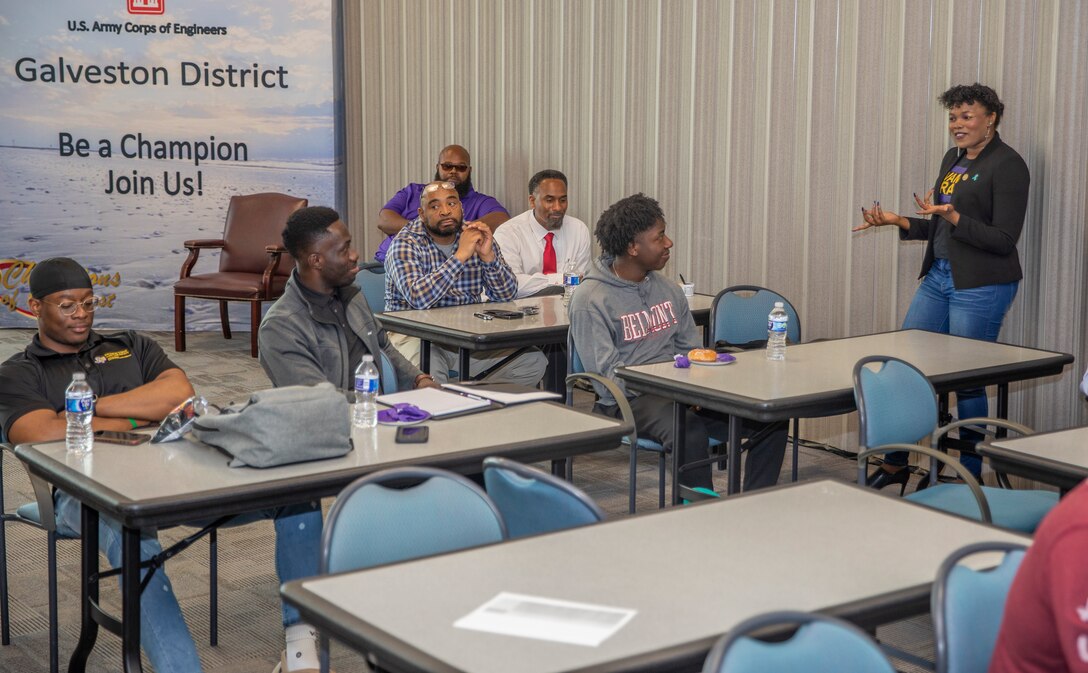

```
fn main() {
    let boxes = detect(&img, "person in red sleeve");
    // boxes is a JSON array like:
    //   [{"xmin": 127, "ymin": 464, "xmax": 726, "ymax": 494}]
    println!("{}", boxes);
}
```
[{"xmin": 989, "ymin": 479, "xmax": 1088, "ymax": 673}]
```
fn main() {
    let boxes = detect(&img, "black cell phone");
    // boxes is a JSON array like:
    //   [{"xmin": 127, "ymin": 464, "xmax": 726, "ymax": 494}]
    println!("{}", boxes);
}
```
[
  {"xmin": 394, "ymin": 426, "xmax": 429, "ymax": 443},
  {"xmin": 482, "ymin": 309, "xmax": 524, "ymax": 320},
  {"xmin": 94, "ymin": 430, "xmax": 149, "ymax": 446}
]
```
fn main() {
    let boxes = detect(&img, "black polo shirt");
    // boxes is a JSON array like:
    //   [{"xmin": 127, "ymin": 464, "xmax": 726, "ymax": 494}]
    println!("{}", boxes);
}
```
[{"xmin": 0, "ymin": 330, "xmax": 177, "ymax": 442}]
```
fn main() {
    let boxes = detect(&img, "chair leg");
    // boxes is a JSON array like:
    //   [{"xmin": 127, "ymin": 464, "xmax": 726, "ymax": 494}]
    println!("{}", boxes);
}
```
[
  {"xmin": 209, "ymin": 528, "xmax": 218, "ymax": 647},
  {"xmin": 219, "ymin": 301, "xmax": 232, "ymax": 340},
  {"xmin": 250, "ymin": 301, "xmax": 261, "ymax": 358},
  {"xmin": 629, "ymin": 445, "xmax": 638, "ymax": 515},
  {"xmin": 174, "ymin": 295, "xmax": 187, "ymax": 352},
  {"xmin": 48, "ymin": 531, "xmax": 58, "ymax": 673}
]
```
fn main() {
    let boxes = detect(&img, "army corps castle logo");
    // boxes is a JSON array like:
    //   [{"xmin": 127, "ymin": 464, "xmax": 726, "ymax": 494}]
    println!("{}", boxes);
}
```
[{"xmin": 128, "ymin": 0, "xmax": 165, "ymax": 15}]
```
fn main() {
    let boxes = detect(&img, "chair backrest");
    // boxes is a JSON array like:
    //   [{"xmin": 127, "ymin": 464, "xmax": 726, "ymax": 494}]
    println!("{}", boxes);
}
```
[
  {"xmin": 932, "ymin": 542, "xmax": 1028, "ymax": 673},
  {"xmin": 482, "ymin": 457, "xmax": 605, "ymax": 538},
  {"xmin": 378, "ymin": 350, "xmax": 398, "ymax": 394},
  {"xmin": 219, "ymin": 192, "xmax": 308, "ymax": 275},
  {"xmin": 320, "ymin": 467, "xmax": 506, "ymax": 574},
  {"xmin": 853, "ymin": 356, "xmax": 938, "ymax": 449},
  {"xmin": 355, "ymin": 262, "xmax": 386, "ymax": 313},
  {"xmin": 711, "ymin": 285, "xmax": 801, "ymax": 348},
  {"xmin": 702, "ymin": 610, "xmax": 896, "ymax": 673}
]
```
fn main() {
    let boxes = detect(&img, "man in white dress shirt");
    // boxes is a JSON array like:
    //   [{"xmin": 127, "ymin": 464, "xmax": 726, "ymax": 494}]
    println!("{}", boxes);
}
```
[{"xmin": 493, "ymin": 169, "xmax": 592, "ymax": 298}]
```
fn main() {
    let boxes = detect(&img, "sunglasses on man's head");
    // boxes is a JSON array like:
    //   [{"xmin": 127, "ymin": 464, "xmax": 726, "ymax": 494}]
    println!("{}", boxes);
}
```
[{"xmin": 438, "ymin": 162, "xmax": 470, "ymax": 172}]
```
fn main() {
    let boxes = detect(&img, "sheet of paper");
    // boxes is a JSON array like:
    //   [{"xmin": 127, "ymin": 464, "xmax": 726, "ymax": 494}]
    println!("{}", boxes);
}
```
[
  {"xmin": 453, "ymin": 592, "xmax": 636, "ymax": 647},
  {"xmin": 375, "ymin": 387, "xmax": 490, "ymax": 418},
  {"xmin": 443, "ymin": 383, "xmax": 561, "ymax": 405}
]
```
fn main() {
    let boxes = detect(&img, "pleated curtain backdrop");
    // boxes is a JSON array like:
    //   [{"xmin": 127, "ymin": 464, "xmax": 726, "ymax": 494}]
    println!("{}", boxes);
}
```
[{"xmin": 342, "ymin": 0, "xmax": 1088, "ymax": 451}]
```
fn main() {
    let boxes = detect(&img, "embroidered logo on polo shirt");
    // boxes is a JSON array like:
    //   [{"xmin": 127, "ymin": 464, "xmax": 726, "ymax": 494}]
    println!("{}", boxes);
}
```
[{"xmin": 93, "ymin": 349, "xmax": 133, "ymax": 364}]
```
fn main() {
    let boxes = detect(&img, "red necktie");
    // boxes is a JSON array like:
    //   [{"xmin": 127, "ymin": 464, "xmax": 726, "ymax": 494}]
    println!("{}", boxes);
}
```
[{"xmin": 542, "ymin": 232, "xmax": 557, "ymax": 274}]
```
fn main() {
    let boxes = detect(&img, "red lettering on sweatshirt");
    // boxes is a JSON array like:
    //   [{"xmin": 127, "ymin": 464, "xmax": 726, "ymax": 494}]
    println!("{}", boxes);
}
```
[{"xmin": 619, "ymin": 300, "xmax": 678, "ymax": 342}]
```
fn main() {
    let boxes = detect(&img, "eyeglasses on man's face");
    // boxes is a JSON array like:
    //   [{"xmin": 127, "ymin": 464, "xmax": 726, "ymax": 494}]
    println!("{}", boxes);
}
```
[
  {"xmin": 438, "ymin": 162, "xmax": 470, "ymax": 172},
  {"xmin": 42, "ymin": 296, "xmax": 103, "ymax": 316}
]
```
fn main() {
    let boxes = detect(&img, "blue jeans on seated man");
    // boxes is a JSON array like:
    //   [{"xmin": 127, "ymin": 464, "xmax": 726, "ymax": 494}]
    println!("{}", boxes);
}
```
[
  {"xmin": 885, "ymin": 258, "xmax": 1019, "ymax": 476},
  {"xmin": 55, "ymin": 490, "xmax": 321, "ymax": 673}
]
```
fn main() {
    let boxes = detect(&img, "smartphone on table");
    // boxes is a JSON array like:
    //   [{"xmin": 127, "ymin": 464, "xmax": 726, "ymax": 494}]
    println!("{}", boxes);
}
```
[
  {"xmin": 94, "ymin": 430, "xmax": 150, "ymax": 446},
  {"xmin": 394, "ymin": 426, "xmax": 429, "ymax": 444}
]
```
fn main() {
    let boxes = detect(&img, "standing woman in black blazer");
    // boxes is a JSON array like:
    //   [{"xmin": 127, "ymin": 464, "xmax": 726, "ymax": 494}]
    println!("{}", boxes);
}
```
[{"xmin": 855, "ymin": 83, "xmax": 1030, "ymax": 490}]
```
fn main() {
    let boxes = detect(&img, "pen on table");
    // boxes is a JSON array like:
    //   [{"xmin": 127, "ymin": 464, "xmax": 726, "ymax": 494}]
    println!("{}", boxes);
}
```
[{"xmin": 679, "ymin": 273, "xmax": 688, "ymax": 284}]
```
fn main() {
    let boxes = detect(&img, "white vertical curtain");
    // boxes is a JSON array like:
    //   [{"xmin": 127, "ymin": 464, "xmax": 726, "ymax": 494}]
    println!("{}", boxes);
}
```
[{"xmin": 343, "ymin": 0, "xmax": 1088, "ymax": 447}]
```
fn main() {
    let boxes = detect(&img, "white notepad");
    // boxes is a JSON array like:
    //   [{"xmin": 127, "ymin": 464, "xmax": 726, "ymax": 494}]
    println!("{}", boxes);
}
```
[
  {"xmin": 443, "ymin": 383, "xmax": 561, "ymax": 405},
  {"xmin": 375, "ymin": 387, "xmax": 491, "ymax": 418}
]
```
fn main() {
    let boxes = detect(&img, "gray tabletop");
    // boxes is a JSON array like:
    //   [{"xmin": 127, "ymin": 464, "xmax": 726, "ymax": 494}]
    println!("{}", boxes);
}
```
[
  {"xmin": 980, "ymin": 425, "xmax": 1088, "ymax": 491},
  {"xmin": 378, "ymin": 294, "xmax": 715, "ymax": 352},
  {"xmin": 616, "ymin": 330, "xmax": 1073, "ymax": 422},
  {"xmin": 15, "ymin": 402, "xmax": 630, "ymax": 530},
  {"xmin": 282, "ymin": 479, "xmax": 1029, "ymax": 673}
]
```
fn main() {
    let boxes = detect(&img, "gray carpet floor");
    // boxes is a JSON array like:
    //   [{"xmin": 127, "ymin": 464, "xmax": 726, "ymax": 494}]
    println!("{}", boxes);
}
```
[{"xmin": 0, "ymin": 329, "xmax": 934, "ymax": 672}]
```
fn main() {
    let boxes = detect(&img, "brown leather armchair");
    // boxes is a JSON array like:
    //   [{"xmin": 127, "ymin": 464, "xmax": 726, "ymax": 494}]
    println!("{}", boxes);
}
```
[{"xmin": 174, "ymin": 192, "xmax": 307, "ymax": 357}]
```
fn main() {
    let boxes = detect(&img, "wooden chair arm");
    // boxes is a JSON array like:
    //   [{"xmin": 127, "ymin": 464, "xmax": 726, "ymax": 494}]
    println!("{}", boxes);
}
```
[
  {"xmin": 182, "ymin": 239, "xmax": 227, "ymax": 249},
  {"xmin": 261, "ymin": 246, "xmax": 286, "ymax": 298},
  {"xmin": 178, "ymin": 240, "xmax": 226, "ymax": 280}
]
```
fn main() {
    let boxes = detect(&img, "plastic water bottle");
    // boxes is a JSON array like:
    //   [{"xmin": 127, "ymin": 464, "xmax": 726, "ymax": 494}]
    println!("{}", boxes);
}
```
[
  {"xmin": 353, "ymin": 355, "xmax": 379, "ymax": 429},
  {"xmin": 65, "ymin": 372, "xmax": 95, "ymax": 455},
  {"xmin": 766, "ymin": 302, "xmax": 788, "ymax": 361},
  {"xmin": 562, "ymin": 259, "xmax": 581, "ymax": 305}
]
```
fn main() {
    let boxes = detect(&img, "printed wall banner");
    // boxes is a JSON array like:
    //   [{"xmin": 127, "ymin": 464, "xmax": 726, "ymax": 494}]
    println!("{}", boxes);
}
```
[{"xmin": 0, "ymin": 1, "xmax": 336, "ymax": 330}]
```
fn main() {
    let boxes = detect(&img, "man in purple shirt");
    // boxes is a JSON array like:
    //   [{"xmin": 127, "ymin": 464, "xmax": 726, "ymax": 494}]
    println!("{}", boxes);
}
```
[{"xmin": 374, "ymin": 144, "xmax": 510, "ymax": 262}]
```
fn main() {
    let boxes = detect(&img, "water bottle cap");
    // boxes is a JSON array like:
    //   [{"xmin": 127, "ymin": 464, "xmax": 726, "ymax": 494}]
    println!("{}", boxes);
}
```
[
  {"xmin": 774, "ymin": 302, "xmax": 784, "ymax": 308},
  {"xmin": 72, "ymin": 372, "xmax": 86, "ymax": 380},
  {"xmin": 362, "ymin": 354, "xmax": 374, "ymax": 362}
]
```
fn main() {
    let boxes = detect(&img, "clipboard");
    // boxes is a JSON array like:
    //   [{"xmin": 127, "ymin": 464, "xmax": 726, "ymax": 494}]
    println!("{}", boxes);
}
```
[{"xmin": 376, "ymin": 387, "xmax": 501, "ymax": 419}]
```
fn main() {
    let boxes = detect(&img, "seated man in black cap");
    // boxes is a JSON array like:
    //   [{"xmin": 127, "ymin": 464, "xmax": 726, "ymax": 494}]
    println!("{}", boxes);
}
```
[{"xmin": 0, "ymin": 258, "xmax": 324, "ymax": 673}]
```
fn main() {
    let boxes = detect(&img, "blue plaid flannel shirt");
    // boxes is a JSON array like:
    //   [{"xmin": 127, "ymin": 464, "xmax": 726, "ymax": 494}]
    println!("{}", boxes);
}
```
[{"xmin": 384, "ymin": 219, "xmax": 518, "ymax": 311}]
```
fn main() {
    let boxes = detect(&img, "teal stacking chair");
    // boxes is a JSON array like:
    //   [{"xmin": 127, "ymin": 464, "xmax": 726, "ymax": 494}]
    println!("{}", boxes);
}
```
[
  {"xmin": 701, "ymin": 610, "xmax": 895, "ymax": 673},
  {"xmin": 482, "ymin": 457, "xmax": 605, "ymax": 538},
  {"xmin": 318, "ymin": 467, "xmax": 507, "ymax": 672},
  {"xmin": 566, "ymin": 334, "xmax": 724, "ymax": 511},
  {"xmin": 354, "ymin": 261, "xmax": 386, "ymax": 313},
  {"xmin": 710, "ymin": 285, "xmax": 804, "ymax": 481},
  {"xmin": 932, "ymin": 542, "xmax": 1028, "ymax": 673},
  {"xmin": 853, "ymin": 356, "xmax": 1058, "ymax": 533}
]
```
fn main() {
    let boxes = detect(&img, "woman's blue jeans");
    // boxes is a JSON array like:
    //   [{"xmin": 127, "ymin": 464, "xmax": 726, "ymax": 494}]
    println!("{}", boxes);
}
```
[{"xmin": 884, "ymin": 259, "xmax": 1019, "ymax": 475}]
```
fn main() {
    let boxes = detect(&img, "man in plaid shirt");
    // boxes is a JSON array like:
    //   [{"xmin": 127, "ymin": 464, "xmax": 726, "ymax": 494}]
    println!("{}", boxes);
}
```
[{"xmin": 385, "ymin": 181, "xmax": 547, "ymax": 386}]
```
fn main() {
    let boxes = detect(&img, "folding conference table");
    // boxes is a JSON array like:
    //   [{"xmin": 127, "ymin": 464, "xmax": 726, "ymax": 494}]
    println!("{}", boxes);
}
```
[
  {"xmin": 14, "ymin": 402, "xmax": 631, "ymax": 673},
  {"xmin": 615, "ymin": 330, "xmax": 1074, "ymax": 502},
  {"xmin": 281, "ymin": 479, "xmax": 1030, "ymax": 673},
  {"xmin": 978, "ymin": 425, "xmax": 1088, "ymax": 493},
  {"xmin": 378, "ymin": 293, "xmax": 716, "ymax": 394}
]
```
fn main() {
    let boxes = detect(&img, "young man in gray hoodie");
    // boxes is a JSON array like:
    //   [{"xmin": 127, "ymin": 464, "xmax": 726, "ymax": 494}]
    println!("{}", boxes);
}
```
[{"xmin": 569, "ymin": 194, "xmax": 787, "ymax": 492}]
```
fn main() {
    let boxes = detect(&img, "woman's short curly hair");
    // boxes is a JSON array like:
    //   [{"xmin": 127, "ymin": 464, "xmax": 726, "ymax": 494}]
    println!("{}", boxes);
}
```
[
  {"xmin": 594, "ymin": 193, "xmax": 665, "ymax": 258},
  {"xmin": 938, "ymin": 83, "xmax": 1005, "ymax": 126}
]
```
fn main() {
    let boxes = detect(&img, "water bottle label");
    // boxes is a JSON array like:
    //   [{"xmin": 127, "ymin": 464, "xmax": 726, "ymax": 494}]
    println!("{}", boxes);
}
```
[
  {"xmin": 354, "ymin": 375, "xmax": 379, "ymax": 394},
  {"xmin": 564, "ymin": 274, "xmax": 580, "ymax": 287},
  {"xmin": 768, "ymin": 319, "xmax": 787, "ymax": 333},
  {"xmin": 66, "ymin": 394, "xmax": 94, "ymax": 413}
]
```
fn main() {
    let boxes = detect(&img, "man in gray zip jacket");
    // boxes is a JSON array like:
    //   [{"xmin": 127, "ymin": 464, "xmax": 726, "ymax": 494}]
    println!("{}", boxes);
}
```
[{"xmin": 259, "ymin": 206, "xmax": 436, "ymax": 393}]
